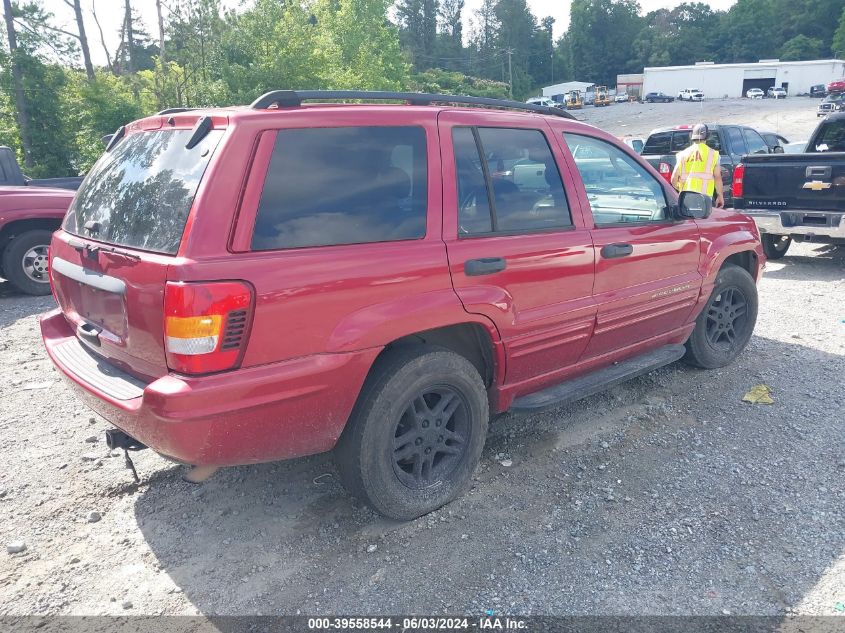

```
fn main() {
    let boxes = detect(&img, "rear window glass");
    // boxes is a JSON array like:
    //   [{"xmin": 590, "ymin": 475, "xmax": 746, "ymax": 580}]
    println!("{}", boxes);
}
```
[
  {"xmin": 64, "ymin": 128, "xmax": 223, "ymax": 254},
  {"xmin": 252, "ymin": 126, "xmax": 427, "ymax": 250},
  {"xmin": 642, "ymin": 132, "xmax": 671, "ymax": 154},
  {"xmin": 644, "ymin": 130, "xmax": 720, "ymax": 154},
  {"xmin": 812, "ymin": 120, "xmax": 845, "ymax": 151}
]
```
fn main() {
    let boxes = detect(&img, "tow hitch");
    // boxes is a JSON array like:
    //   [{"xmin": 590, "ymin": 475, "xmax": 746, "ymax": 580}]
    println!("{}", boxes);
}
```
[{"xmin": 105, "ymin": 429, "xmax": 146, "ymax": 483}]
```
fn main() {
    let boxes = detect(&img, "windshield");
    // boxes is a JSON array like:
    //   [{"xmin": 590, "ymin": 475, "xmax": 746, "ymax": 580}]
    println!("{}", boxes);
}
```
[{"xmin": 64, "ymin": 128, "xmax": 223, "ymax": 254}]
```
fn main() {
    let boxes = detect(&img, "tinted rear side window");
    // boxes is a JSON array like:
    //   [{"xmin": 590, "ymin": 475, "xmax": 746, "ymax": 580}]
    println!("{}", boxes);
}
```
[
  {"xmin": 252, "ymin": 126, "xmax": 427, "ymax": 250},
  {"xmin": 64, "ymin": 129, "xmax": 223, "ymax": 254}
]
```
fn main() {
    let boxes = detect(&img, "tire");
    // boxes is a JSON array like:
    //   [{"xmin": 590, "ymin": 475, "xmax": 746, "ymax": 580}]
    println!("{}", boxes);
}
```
[
  {"xmin": 684, "ymin": 264, "xmax": 758, "ymax": 369},
  {"xmin": 1, "ymin": 229, "xmax": 53, "ymax": 296},
  {"xmin": 761, "ymin": 234, "xmax": 792, "ymax": 259},
  {"xmin": 334, "ymin": 346, "xmax": 489, "ymax": 520}
]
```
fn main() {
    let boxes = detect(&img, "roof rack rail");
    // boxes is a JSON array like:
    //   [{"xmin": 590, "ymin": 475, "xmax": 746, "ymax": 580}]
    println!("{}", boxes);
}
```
[
  {"xmin": 157, "ymin": 107, "xmax": 201, "ymax": 115},
  {"xmin": 249, "ymin": 90, "xmax": 575, "ymax": 120}
]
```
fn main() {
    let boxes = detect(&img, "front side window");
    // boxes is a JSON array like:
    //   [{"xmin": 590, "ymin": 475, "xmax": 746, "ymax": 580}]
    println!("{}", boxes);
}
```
[
  {"xmin": 453, "ymin": 127, "xmax": 572, "ymax": 236},
  {"xmin": 252, "ymin": 126, "xmax": 427, "ymax": 250},
  {"xmin": 564, "ymin": 133, "xmax": 668, "ymax": 226}
]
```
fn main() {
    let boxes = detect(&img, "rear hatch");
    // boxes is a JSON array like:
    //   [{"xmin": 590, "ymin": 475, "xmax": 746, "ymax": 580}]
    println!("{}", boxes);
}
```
[
  {"xmin": 737, "ymin": 152, "xmax": 845, "ymax": 212},
  {"xmin": 50, "ymin": 117, "xmax": 225, "ymax": 381}
]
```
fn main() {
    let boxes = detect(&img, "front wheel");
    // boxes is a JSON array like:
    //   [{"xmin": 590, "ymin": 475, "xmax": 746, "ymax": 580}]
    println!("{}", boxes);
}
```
[
  {"xmin": 761, "ymin": 234, "xmax": 791, "ymax": 259},
  {"xmin": 1, "ymin": 229, "xmax": 54, "ymax": 296},
  {"xmin": 684, "ymin": 265, "xmax": 758, "ymax": 369},
  {"xmin": 334, "ymin": 347, "xmax": 489, "ymax": 520}
]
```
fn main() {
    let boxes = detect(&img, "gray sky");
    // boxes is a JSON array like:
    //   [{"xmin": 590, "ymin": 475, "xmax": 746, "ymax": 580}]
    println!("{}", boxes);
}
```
[{"xmin": 47, "ymin": 0, "xmax": 738, "ymax": 67}]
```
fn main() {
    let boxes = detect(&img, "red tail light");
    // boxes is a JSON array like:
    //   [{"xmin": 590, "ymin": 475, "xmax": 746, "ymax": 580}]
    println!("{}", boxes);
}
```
[
  {"xmin": 658, "ymin": 161, "xmax": 672, "ymax": 183},
  {"xmin": 732, "ymin": 163, "xmax": 745, "ymax": 198},
  {"xmin": 164, "ymin": 281, "xmax": 253, "ymax": 375}
]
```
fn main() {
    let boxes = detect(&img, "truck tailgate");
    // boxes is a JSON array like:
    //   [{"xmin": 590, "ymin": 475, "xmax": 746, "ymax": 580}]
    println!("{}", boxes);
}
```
[{"xmin": 736, "ymin": 153, "xmax": 845, "ymax": 211}]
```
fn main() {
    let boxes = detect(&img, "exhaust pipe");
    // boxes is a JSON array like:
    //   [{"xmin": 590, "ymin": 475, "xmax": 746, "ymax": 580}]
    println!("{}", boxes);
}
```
[{"xmin": 105, "ymin": 429, "xmax": 146, "ymax": 451}]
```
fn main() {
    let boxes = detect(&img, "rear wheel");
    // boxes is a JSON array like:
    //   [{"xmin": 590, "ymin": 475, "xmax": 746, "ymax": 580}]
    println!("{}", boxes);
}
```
[
  {"xmin": 334, "ymin": 346, "xmax": 489, "ymax": 520},
  {"xmin": 684, "ymin": 264, "xmax": 758, "ymax": 369},
  {"xmin": 761, "ymin": 234, "xmax": 791, "ymax": 259},
  {"xmin": 1, "ymin": 230, "xmax": 53, "ymax": 296}
]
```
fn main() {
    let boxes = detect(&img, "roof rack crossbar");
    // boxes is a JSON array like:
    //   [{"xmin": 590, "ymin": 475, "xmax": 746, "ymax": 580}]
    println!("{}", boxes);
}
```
[{"xmin": 249, "ymin": 90, "xmax": 576, "ymax": 119}]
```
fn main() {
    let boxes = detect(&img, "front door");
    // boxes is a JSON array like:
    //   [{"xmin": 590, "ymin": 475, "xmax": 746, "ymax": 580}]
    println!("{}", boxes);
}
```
[
  {"xmin": 439, "ymin": 111, "xmax": 596, "ymax": 388},
  {"xmin": 559, "ymin": 131, "xmax": 703, "ymax": 359}
]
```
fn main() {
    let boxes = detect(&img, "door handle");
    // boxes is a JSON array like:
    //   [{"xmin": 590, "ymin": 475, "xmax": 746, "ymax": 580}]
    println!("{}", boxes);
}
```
[
  {"xmin": 464, "ymin": 257, "xmax": 507, "ymax": 276},
  {"xmin": 601, "ymin": 243, "xmax": 634, "ymax": 259},
  {"xmin": 76, "ymin": 322, "xmax": 102, "ymax": 347}
]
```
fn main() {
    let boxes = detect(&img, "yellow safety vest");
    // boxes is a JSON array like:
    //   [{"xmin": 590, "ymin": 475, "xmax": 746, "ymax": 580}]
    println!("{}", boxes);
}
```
[{"xmin": 677, "ymin": 142, "xmax": 719, "ymax": 196}]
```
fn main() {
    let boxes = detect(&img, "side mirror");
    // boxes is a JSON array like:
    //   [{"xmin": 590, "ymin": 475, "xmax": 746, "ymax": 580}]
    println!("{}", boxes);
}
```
[
  {"xmin": 101, "ymin": 134, "xmax": 113, "ymax": 147},
  {"xmin": 773, "ymin": 145, "xmax": 784, "ymax": 153},
  {"xmin": 678, "ymin": 191, "xmax": 712, "ymax": 219}
]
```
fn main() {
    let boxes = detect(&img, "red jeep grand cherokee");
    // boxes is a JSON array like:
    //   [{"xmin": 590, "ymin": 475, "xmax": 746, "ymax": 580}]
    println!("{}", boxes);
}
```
[{"xmin": 41, "ymin": 91, "xmax": 764, "ymax": 520}]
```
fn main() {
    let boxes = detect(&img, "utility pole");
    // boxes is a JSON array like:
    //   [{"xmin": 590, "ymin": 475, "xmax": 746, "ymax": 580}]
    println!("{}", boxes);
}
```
[{"xmin": 506, "ymin": 48, "xmax": 514, "ymax": 98}]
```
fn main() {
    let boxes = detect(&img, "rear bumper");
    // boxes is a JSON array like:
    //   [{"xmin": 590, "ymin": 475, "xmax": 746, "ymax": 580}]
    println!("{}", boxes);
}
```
[
  {"xmin": 747, "ymin": 211, "xmax": 845, "ymax": 240},
  {"xmin": 40, "ymin": 308, "xmax": 379, "ymax": 466}
]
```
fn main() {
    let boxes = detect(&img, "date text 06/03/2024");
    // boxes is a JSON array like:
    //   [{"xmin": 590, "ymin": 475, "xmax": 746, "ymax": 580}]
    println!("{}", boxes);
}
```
[{"xmin": 306, "ymin": 617, "xmax": 528, "ymax": 630}]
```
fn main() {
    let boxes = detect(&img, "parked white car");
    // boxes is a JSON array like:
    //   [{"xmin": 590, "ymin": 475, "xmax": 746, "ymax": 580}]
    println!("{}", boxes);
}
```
[
  {"xmin": 614, "ymin": 92, "xmax": 630, "ymax": 103},
  {"xmin": 526, "ymin": 97, "xmax": 557, "ymax": 108},
  {"xmin": 678, "ymin": 88, "xmax": 705, "ymax": 101},
  {"xmin": 746, "ymin": 88, "xmax": 765, "ymax": 99},
  {"xmin": 767, "ymin": 86, "xmax": 787, "ymax": 99}
]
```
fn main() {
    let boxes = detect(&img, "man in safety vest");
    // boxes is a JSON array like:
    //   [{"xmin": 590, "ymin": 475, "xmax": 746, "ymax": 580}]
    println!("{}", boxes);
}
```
[{"xmin": 671, "ymin": 123, "xmax": 725, "ymax": 208}]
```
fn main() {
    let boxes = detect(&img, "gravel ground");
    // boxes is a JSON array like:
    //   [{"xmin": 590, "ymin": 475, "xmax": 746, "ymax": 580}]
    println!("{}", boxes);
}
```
[
  {"xmin": 0, "ymin": 100, "xmax": 843, "ymax": 617},
  {"xmin": 578, "ymin": 96, "xmax": 819, "ymax": 145}
]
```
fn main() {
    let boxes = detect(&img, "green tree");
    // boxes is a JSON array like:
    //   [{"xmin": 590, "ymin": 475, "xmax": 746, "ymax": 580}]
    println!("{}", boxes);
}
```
[
  {"xmin": 396, "ymin": 0, "xmax": 438, "ymax": 69},
  {"xmin": 832, "ymin": 6, "xmax": 845, "ymax": 55},
  {"xmin": 567, "ymin": 0, "xmax": 643, "ymax": 85},
  {"xmin": 780, "ymin": 34, "xmax": 825, "ymax": 60},
  {"xmin": 494, "ymin": 0, "xmax": 537, "ymax": 97},
  {"xmin": 314, "ymin": 0, "xmax": 409, "ymax": 90}
]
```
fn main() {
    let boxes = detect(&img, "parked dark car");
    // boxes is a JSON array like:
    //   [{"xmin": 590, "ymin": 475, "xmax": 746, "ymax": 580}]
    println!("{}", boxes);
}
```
[
  {"xmin": 0, "ymin": 146, "xmax": 82, "ymax": 190},
  {"xmin": 40, "ymin": 90, "xmax": 763, "ymax": 520},
  {"xmin": 641, "ymin": 124, "xmax": 771, "ymax": 204},
  {"xmin": 644, "ymin": 92, "xmax": 674, "ymax": 103},
  {"xmin": 810, "ymin": 84, "xmax": 827, "ymax": 98},
  {"xmin": 733, "ymin": 112, "xmax": 845, "ymax": 259}
]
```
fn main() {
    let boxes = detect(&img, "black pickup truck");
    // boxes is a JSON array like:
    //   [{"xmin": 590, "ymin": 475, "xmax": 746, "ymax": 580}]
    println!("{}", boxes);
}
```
[
  {"xmin": 732, "ymin": 113, "xmax": 845, "ymax": 259},
  {"xmin": 641, "ymin": 124, "xmax": 772, "ymax": 205},
  {"xmin": 0, "ymin": 147, "xmax": 82, "ymax": 190}
]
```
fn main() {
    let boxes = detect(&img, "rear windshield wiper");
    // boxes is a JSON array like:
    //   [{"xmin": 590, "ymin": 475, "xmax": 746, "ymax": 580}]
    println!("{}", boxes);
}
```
[{"xmin": 68, "ymin": 238, "xmax": 141, "ymax": 261}]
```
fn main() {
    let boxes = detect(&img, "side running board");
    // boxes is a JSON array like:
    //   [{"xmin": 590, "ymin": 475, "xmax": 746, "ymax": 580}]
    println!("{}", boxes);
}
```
[{"xmin": 511, "ymin": 344, "xmax": 686, "ymax": 413}]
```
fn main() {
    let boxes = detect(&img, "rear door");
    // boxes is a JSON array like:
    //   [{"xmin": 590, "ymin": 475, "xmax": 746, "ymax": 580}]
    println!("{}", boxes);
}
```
[
  {"xmin": 439, "ymin": 110, "xmax": 596, "ymax": 387},
  {"xmin": 559, "ymin": 131, "xmax": 702, "ymax": 358},
  {"xmin": 50, "ymin": 116, "xmax": 227, "ymax": 380}
]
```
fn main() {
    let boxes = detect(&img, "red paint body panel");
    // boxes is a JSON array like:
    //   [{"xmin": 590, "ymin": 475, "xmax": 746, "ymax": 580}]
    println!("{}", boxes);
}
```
[
  {"xmin": 0, "ymin": 186, "xmax": 73, "ymax": 231},
  {"xmin": 41, "ymin": 308, "xmax": 378, "ymax": 465},
  {"xmin": 40, "ymin": 103, "xmax": 763, "ymax": 467}
]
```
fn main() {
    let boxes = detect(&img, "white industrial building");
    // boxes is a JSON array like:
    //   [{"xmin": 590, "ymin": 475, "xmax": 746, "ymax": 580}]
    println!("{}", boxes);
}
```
[
  {"xmin": 541, "ymin": 81, "xmax": 594, "ymax": 99},
  {"xmin": 642, "ymin": 59, "xmax": 845, "ymax": 98}
]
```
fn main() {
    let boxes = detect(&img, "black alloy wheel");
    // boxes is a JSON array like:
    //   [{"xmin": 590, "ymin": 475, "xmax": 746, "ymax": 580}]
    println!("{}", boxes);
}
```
[{"xmin": 392, "ymin": 387, "xmax": 470, "ymax": 489}]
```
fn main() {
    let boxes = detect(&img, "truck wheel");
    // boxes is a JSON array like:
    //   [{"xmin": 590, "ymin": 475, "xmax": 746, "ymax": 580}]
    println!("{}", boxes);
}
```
[
  {"xmin": 684, "ymin": 264, "xmax": 758, "ymax": 369},
  {"xmin": 334, "ymin": 346, "xmax": 489, "ymax": 521},
  {"xmin": 2, "ymin": 230, "xmax": 53, "ymax": 296},
  {"xmin": 761, "ymin": 234, "xmax": 791, "ymax": 259}
]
